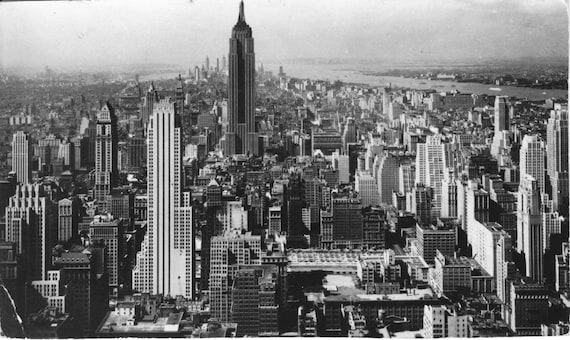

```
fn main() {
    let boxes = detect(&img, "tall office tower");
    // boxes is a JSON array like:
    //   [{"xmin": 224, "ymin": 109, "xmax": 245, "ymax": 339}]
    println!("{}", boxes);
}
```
[
  {"xmin": 542, "ymin": 201, "xmax": 561, "ymax": 252},
  {"xmin": 377, "ymin": 152, "xmax": 399, "ymax": 204},
  {"xmin": 330, "ymin": 198, "xmax": 363, "ymax": 249},
  {"xmin": 382, "ymin": 87, "xmax": 391, "ymax": 116},
  {"xmin": 58, "ymin": 139, "xmax": 74, "ymax": 169},
  {"xmin": 466, "ymin": 181, "xmax": 490, "ymax": 236},
  {"xmin": 415, "ymin": 135, "xmax": 449, "ymax": 219},
  {"xmin": 11, "ymin": 131, "xmax": 32, "ymax": 185},
  {"xmin": 555, "ymin": 243, "xmax": 570, "ymax": 293},
  {"xmin": 362, "ymin": 207, "xmax": 386, "ymax": 249},
  {"xmin": 220, "ymin": 201, "xmax": 249, "ymax": 236},
  {"xmin": 468, "ymin": 220, "xmax": 506, "ymax": 279},
  {"xmin": 268, "ymin": 205, "xmax": 283, "ymax": 235},
  {"xmin": 355, "ymin": 171, "xmax": 379, "ymax": 207},
  {"xmin": 286, "ymin": 175, "xmax": 308, "ymax": 247},
  {"xmin": 304, "ymin": 178, "xmax": 323, "ymax": 231},
  {"xmin": 365, "ymin": 143, "xmax": 383, "ymax": 172},
  {"xmin": 432, "ymin": 251, "xmax": 472, "ymax": 297},
  {"xmin": 231, "ymin": 266, "xmax": 279, "ymax": 337},
  {"xmin": 89, "ymin": 215, "xmax": 122, "ymax": 298},
  {"xmin": 57, "ymin": 197, "xmax": 79, "ymax": 243},
  {"xmin": 409, "ymin": 185, "xmax": 432, "ymax": 225},
  {"xmin": 28, "ymin": 269, "xmax": 66, "ymax": 316},
  {"xmin": 54, "ymin": 248, "xmax": 108, "ymax": 335},
  {"xmin": 71, "ymin": 135, "xmax": 87, "ymax": 170},
  {"xmin": 441, "ymin": 173, "xmax": 458, "ymax": 218},
  {"xmin": 546, "ymin": 109, "xmax": 569, "ymax": 215},
  {"xmin": 496, "ymin": 232, "xmax": 515, "ymax": 304},
  {"xmin": 342, "ymin": 118, "xmax": 357, "ymax": 151},
  {"xmin": 132, "ymin": 99, "xmax": 195, "ymax": 298},
  {"xmin": 175, "ymin": 74, "xmax": 185, "ymax": 111},
  {"xmin": 206, "ymin": 178, "xmax": 222, "ymax": 208},
  {"xmin": 141, "ymin": 82, "xmax": 159, "ymax": 125},
  {"xmin": 194, "ymin": 66, "xmax": 201, "ymax": 83},
  {"xmin": 388, "ymin": 102, "xmax": 403, "ymax": 122},
  {"xmin": 85, "ymin": 120, "xmax": 97, "ymax": 167},
  {"xmin": 222, "ymin": 55, "xmax": 227, "ymax": 71},
  {"xmin": 520, "ymin": 134, "xmax": 546, "ymax": 194},
  {"xmin": 332, "ymin": 151, "xmax": 350, "ymax": 184},
  {"xmin": 224, "ymin": 1, "xmax": 258, "ymax": 156},
  {"xmin": 94, "ymin": 103, "xmax": 118, "ymax": 210},
  {"xmin": 5, "ymin": 183, "xmax": 57, "ymax": 281},
  {"xmin": 494, "ymin": 96, "xmax": 509, "ymax": 133},
  {"xmin": 415, "ymin": 224, "xmax": 456, "ymax": 265},
  {"xmin": 399, "ymin": 162, "xmax": 416, "ymax": 194},
  {"xmin": 216, "ymin": 58, "xmax": 220, "ymax": 72},
  {"xmin": 517, "ymin": 175, "xmax": 543, "ymax": 282},
  {"xmin": 209, "ymin": 233, "xmax": 262, "ymax": 322},
  {"xmin": 508, "ymin": 280, "xmax": 548, "ymax": 336},
  {"xmin": 422, "ymin": 305, "xmax": 470, "ymax": 339},
  {"xmin": 127, "ymin": 129, "xmax": 146, "ymax": 170},
  {"xmin": 37, "ymin": 134, "xmax": 61, "ymax": 169},
  {"xmin": 205, "ymin": 56, "xmax": 210, "ymax": 71}
]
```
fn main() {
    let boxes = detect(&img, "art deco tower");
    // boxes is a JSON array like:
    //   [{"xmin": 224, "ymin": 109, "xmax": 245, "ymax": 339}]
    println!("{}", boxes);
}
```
[
  {"xmin": 11, "ymin": 131, "xmax": 32, "ymax": 184},
  {"xmin": 94, "ymin": 103, "xmax": 118, "ymax": 209},
  {"xmin": 224, "ymin": 1, "xmax": 258, "ymax": 156},
  {"xmin": 132, "ymin": 98, "xmax": 194, "ymax": 299}
]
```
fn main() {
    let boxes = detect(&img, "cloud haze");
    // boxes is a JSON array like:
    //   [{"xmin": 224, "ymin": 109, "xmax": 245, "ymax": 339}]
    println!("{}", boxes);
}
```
[{"xmin": 0, "ymin": 0, "xmax": 567, "ymax": 71}]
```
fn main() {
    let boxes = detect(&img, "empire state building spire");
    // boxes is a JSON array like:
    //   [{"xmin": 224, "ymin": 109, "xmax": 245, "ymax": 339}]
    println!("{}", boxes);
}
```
[
  {"xmin": 238, "ymin": 0, "xmax": 245, "ymax": 22},
  {"xmin": 224, "ymin": 0, "xmax": 258, "ymax": 156}
]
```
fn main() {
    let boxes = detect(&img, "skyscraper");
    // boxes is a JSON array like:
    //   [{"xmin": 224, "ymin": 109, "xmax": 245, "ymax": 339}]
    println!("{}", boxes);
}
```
[
  {"xmin": 224, "ymin": 1, "xmax": 258, "ymax": 156},
  {"xmin": 355, "ymin": 171, "xmax": 379, "ymax": 207},
  {"xmin": 5, "ymin": 183, "xmax": 57, "ymax": 281},
  {"xmin": 94, "ymin": 103, "xmax": 118, "ymax": 210},
  {"xmin": 491, "ymin": 96, "xmax": 512, "ymax": 159},
  {"xmin": 546, "ymin": 109, "xmax": 569, "ymax": 215},
  {"xmin": 415, "ymin": 135, "xmax": 450, "ymax": 219},
  {"xmin": 517, "ymin": 175, "xmax": 543, "ymax": 282},
  {"xmin": 520, "ymin": 134, "xmax": 545, "ymax": 194},
  {"xmin": 132, "ymin": 99, "xmax": 194, "ymax": 298},
  {"xmin": 142, "ymin": 82, "xmax": 159, "ymax": 125},
  {"xmin": 11, "ymin": 131, "xmax": 32, "ymax": 185},
  {"xmin": 331, "ymin": 198, "xmax": 363, "ymax": 248},
  {"xmin": 494, "ymin": 96, "xmax": 509, "ymax": 134},
  {"xmin": 209, "ymin": 233, "xmax": 262, "ymax": 322},
  {"xmin": 89, "ymin": 215, "xmax": 122, "ymax": 298},
  {"xmin": 342, "ymin": 118, "xmax": 357, "ymax": 151},
  {"xmin": 377, "ymin": 152, "xmax": 399, "ymax": 204}
]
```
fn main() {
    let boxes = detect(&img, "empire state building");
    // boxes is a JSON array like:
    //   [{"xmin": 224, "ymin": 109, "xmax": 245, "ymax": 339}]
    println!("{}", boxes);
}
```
[{"xmin": 224, "ymin": 1, "xmax": 258, "ymax": 156}]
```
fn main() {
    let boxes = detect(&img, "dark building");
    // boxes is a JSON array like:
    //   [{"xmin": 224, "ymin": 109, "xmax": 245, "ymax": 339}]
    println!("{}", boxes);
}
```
[
  {"xmin": 93, "ymin": 103, "xmax": 118, "ymax": 211},
  {"xmin": 362, "ymin": 207, "xmax": 386, "ymax": 249},
  {"xmin": 330, "ymin": 198, "xmax": 363, "ymax": 248},
  {"xmin": 89, "ymin": 216, "xmax": 123, "ymax": 298},
  {"xmin": 127, "ymin": 129, "xmax": 146, "ymax": 171},
  {"xmin": 230, "ymin": 265, "xmax": 279, "ymax": 337},
  {"xmin": 141, "ymin": 83, "xmax": 159, "ymax": 125},
  {"xmin": 224, "ymin": 1, "xmax": 258, "ymax": 156},
  {"xmin": 53, "ymin": 246, "xmax": 108, "ymax": 336},
  {"xmin": 285, "ymin": 175, "xmax": 308, "ymax": 248},
  {"xmin": 506, "ymin": 280, "xmax": 549, "ymax": 336}
]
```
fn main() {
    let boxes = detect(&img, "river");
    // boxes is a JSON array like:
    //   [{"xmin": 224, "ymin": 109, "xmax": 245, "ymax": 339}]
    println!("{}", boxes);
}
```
[{"xmin": 140, "ymin": 62, "xmax": 568, "ymax": 101}]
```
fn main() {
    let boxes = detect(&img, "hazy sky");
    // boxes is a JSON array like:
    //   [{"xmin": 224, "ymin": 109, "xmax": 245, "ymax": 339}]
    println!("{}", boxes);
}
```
[{"xmin": 0, "ymin": 0, "xmax": 568, "ymax": 71}]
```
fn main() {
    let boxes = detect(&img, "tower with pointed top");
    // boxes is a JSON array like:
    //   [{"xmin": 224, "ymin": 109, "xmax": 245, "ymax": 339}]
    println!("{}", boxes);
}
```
[
  {"xmin": 224, "ymin": 0, "xmax": 258, "ymax": 156},
  {"xmin": 142, "ymin": 82, "xmax": 159, "ymax": 125},
  {"xmin": 94, "ymin": 102, "xmax": 118, "ymax": 210},
  {"xmin": 175, "ymin": 74, "xmax": 185, "ymax": 112}
]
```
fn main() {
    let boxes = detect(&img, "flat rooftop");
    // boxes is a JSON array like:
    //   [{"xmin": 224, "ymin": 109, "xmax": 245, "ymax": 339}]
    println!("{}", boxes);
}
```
[
  {"xmin": 325, "ymin": 287, "xmax": 437, "ymax": 303},
  {"xmin": 97, "ymin": 311, "xmax": 183, "ymax": 335}
]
